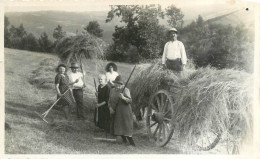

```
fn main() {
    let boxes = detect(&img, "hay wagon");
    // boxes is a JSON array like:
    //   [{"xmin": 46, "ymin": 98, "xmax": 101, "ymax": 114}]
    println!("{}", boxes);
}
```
[
  {"xmin": 131, "ymin": 64, "xmax": 252, "ymax": 153},
  {"xmin": 145, "ymin": 84, "xmax": 222, "ymax": 151}
]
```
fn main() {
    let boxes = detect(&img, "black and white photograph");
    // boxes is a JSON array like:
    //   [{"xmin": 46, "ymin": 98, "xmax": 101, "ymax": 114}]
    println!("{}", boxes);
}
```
[{"xmin": 2, "ymin": 0, "xmax": 259, "ymax": 156}]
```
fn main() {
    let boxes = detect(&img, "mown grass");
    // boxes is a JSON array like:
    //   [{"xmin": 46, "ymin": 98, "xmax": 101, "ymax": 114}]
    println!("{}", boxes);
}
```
[
  {"xmin": 5, "ymin": 48, "xmax": 247, "ymax": 154},
  {"xmin": 5, "ymin": 48, "xmax": 183, "ymax": 154}
]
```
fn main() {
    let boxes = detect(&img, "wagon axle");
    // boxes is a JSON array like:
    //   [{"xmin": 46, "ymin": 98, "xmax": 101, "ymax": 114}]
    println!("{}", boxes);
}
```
[{"xmin": 152, "ymin": 112, "xmax": 165, "ymax": 124}]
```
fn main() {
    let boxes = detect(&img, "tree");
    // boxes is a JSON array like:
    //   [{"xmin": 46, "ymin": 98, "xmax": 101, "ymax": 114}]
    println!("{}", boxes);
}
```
[
  {"xmin": 8, "ymin": 24, "xmax": 27, "ymax": 49},
  {"xmin": 165, "ymin": 5, "xmax": 184, "ymax": 28},
  {"xmin": 182, "ymin": 15, "xmax": 253, "ymax": 72},
  {"xmin": 84, "ymin": 21, "xmax": 103, "ymax": 37},
  {"xmin": 105, "ymin": 5, "xmax": 167, "ymax": 62},
  {"xmin": 53, "ymin": 25, "xmax": 66, "ymax": 40},
  {"xmin": 4, "ymin": 16, "xmax": 10, "ymax": 47},
  {"xmin": 5, "ymin": 20, "xmax": 41, "ymax": 52},
  {"xmin": 38, "ymin": 32, "xmax": 53, "ymax": 53},
  {"xmin": 16, "ymin": 24, "xmax": 27, "ymax": 38},
  {"xmin": 23, "ymin": 33, "xmax": 39, "ymax": 51}
]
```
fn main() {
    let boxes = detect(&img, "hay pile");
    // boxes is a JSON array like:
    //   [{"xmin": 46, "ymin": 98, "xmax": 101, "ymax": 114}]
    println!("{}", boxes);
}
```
[
  {"xmin": 29, "ymin": 58, "xmax": 58, "ymax": 89},
  {"xmin": 130, "ymin": 62, "xmax": 253, "ymax": 145},
  {"xmin": 55, "ymin": 32, "xmax": 107, "ymax": 64},
  {"xmin": 174, "ymin": 67, "xmax": 253, "ymax": 144},
  {"xmin": 130, "ymin": 62, "xmax": 196, "ymax": 110}
]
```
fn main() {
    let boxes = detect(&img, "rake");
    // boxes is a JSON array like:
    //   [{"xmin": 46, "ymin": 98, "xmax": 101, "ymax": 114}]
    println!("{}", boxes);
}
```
[{"xmin": 35, "ymin": 89, "xmax": 70, "ymax": 123}]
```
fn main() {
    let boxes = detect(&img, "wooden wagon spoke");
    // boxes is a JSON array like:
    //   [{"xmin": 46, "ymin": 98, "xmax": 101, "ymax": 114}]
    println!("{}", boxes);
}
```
[
  {"xmin": 164, "ymin": 121, "xmax": 170, "ymax": 133},
  {"xmin": 151, "ymin": 103, "xmax": 159, "ymax": 112},
  {"xmin": 164, "ymin": 117, "xmax": 171, "ymax": 122},
  {"xmin": 160, "ymin": 93, "xmax": 165, "ymax": 111},
  {"xmin": 162, "ymin": 123, "xmax": 166, "ymax": 140},
  {"xmin": 153, "ymin": 124, "xmax": 160, "ymax": 137},
  {"xmin": 162, "ymin": 99, "xmax": 169, "ymax": 113},
  {"xmin": 149, "ymin": 121, "xmax": 157, "ymax": 128},
  {"xmin": 155, "ymin": 96, "xmax": 161, "ymax": 111},
  {"xmin": 206, "ymin": 132, "xmax": 211, "ymax": 145},
  {"xmin": 157, "ymin": 124, "xmax": 162, "ymax": 142},
  {"xmin": 163, "ymin": 109, "xmax": 171, "ymax": 116}
]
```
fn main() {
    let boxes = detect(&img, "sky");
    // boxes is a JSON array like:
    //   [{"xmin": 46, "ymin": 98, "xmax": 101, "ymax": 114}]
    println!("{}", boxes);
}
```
[{"xmin": 3, "ymin": 0, "xmax": 254, "ymax": 12}]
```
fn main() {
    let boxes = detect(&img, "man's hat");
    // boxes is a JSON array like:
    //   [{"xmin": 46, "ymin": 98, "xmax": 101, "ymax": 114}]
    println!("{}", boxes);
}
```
[
  {"xmin": 169, "ymin": 28, "xmax": 178, "ymax": 33},
  {"xmin": 70, "ymin": 63, "xmax": 80, "ymax": 68},
  {"xmin": 113, "ymin": 75, "xmax": 124, "ymax": 85}
]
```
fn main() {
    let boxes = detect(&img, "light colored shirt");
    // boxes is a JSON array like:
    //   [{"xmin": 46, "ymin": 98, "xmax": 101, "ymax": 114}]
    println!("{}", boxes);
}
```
[
  {"xmin": 162, "ymin": 40, "xmax": 187, "ymax": 65},
  {"xmin": 68, "ymin": 72, "xmax": 84, "ymax": 89},
  {"xmin": 106, "ymin": 71, "xmax": 119, "ymax": 83}
]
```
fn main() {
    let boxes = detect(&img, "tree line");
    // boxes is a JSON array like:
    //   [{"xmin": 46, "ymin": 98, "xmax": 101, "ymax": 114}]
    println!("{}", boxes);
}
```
[{"xmin": 4, "ymin": 16, "xmax": 103, "ymax": 53}]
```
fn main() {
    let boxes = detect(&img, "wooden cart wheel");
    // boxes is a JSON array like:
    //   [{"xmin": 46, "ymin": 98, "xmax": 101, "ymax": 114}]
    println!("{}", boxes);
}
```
[
  {"xmin": 146, "ymin": 90, "xmax": 175, "ymax": 147},
  {"xmin": 193, "ymin": 128, "xmax": 222, "ymax": 151}
]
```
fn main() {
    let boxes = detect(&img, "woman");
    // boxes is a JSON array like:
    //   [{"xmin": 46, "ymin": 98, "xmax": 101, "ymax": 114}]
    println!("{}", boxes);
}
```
[
  {"xmin": 55, "ymin": 64, "xmax": 78, "ymax": 120},
  {"xmin": 108, "ymin": 75, "xmax": 135, "ymax": 146},
  {"xmin": 94, "ymin": 74, "xmax": 110, "ymax": 136},
  {"xmin": 105, "ymin": 62, "xmax": 119, "ymax": 86}
]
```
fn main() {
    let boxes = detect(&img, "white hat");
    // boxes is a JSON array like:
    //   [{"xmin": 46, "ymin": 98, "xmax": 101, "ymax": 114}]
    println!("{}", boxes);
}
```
[{"xmin": 169, "ymin": 28, "xmax": 178, "ymax": 33}]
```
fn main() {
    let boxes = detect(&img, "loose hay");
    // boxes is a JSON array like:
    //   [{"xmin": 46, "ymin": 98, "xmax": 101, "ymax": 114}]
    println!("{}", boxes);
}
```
[
  {"xmin": 29, "ymin": 58, "xmax": 58, "ymax": 89},
  {"xmin": 174, "ymin": 67, "xmax": 253, "ymax": 146},
  {"xmin": 130, "ymin": 62, "xmax": 253, "ymax": 148},
  {"xmin": 130, "ymin": 62, "xmax": 196, "ymax": 112},
  {"xmin": 48, "ymin": 121, "xmax": 74, "ymax": 133}
]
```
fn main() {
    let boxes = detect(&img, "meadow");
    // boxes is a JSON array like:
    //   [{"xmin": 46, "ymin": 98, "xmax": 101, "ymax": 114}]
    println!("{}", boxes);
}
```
[
  {"xmin": 5, "ymin": 48, "xmax": 250, "ymax": 154},
  {"xmin": 4, "ymin": 48, "xmax": 177, "ymax": 154}
]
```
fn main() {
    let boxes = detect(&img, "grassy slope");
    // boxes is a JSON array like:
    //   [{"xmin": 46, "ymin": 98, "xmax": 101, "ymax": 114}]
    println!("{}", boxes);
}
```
[
  {"xmin": 4, "ymin": 48, "xmax": 182, "ymax": 154},
  {"xmin": 5, "ymin": 48, "xmax": 235, "ymax": 154}
]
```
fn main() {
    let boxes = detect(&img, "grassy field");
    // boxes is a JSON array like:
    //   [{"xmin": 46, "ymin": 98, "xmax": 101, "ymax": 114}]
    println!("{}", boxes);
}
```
[
  {"xmin": 5, "ymin": 48, "xmax": 235, "ymax": 154},
  {"xmin": 4, "ymin": 48, "xmax": 178, "ymax": 154}
]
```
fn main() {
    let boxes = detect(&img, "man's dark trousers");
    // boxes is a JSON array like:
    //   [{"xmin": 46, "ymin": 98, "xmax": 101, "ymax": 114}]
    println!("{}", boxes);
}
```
[
  {"xmin": 166, "ymin": 58, "xmax": 183, "ymax": 72},
  {"xmin": 73, "ymin": 89, "xmax": 84, "ymax": 119}
]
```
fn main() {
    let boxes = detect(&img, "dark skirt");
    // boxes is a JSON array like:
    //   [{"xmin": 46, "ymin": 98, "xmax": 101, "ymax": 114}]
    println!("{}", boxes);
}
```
[{"xmin": 94, "ymin": 105, "xmax": 110, "ymax": 133}]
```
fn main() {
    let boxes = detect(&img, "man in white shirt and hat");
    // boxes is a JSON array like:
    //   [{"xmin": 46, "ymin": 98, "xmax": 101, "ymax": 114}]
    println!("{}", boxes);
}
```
[
  {"xmin": 162, "ymin": 28, "xmax": 187, "ymax": 72},
  {"xmin": 68, "ymin": 62, "xmax": 86, "ymax": 119}
]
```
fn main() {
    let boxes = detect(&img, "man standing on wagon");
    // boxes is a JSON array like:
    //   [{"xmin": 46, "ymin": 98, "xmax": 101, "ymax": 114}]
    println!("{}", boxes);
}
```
[
  {"xmin": 162, "ymin": 28, "xmax": 187, "ymax": 72},
  {"xmin": 68, "ymin": 62, "xmax": 86, "ymax": 120}
]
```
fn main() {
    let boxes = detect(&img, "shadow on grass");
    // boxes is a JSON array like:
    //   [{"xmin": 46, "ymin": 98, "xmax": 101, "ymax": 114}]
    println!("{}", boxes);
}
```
[{"xmin": 5, "ymin": 101, "xmax": 47, "ymax": 119}]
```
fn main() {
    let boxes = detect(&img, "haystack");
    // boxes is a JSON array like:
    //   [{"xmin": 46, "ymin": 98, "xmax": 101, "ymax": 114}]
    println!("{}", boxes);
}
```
[
  {"xmin": 55, "ymin": 32, "xmax": 107, "ymax": 65},
  {"xmin": 130, "ymin": 62, "xmax": 253, "ymax": 145}
]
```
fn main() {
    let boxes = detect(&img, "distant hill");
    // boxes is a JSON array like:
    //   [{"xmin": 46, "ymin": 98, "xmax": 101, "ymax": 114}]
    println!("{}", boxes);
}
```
[
  {"xmin": 5, "ymin": 7, "xmax": 254, "ymax": 43},
  {"xmin": 5, "ymin": 11, "xmax": 120, "ymax": 43}
]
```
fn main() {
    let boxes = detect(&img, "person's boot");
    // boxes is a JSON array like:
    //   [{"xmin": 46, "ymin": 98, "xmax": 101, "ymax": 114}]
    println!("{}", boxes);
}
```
[
  {"xmin": 127, "ymin": 137, "xmax": 136, "ymax": 146},
  {"xmin": 121, "ymin": 136, "xmax": 127, "ymax": 144}
]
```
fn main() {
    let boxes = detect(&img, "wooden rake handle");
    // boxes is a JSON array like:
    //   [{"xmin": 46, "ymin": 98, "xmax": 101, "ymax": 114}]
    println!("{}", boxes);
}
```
[{"xmin": 42, "ymin": 89, "xmax": 70, "ymax": 118}]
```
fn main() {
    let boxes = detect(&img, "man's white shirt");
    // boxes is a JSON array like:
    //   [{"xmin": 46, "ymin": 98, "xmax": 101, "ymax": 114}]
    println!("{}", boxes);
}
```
[
  {"xmin": 162, "ymin": 40, "xmax": 187, "ymax": 65},
  {"xmin": 68, "ymin": 72, "xmax": 84, "ymax": 89}
]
